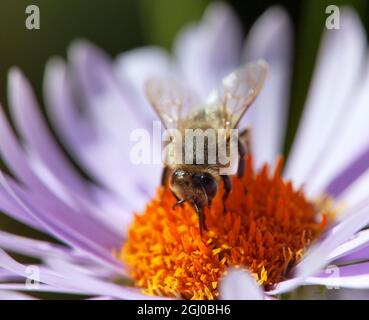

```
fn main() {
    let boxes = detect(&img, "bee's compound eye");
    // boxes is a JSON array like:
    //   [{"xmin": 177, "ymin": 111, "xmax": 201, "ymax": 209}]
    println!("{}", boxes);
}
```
[
  {"xmin": 199, "ymin": 173, "xmax": 217, "ymax": 199},
  {"xmin": 174, "ymin": 170, "xmax": 185, "ymax": 178},
  {"xmin": 171, "ymin": 169, "xmax": 186, "ymax": 184}
]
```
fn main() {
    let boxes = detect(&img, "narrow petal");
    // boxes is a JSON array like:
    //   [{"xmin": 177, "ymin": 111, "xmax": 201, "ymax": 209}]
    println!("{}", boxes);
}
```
[
  {"xmin": 8, "ymin": 67, "xmax": 91, "ymax": 201},
  {"xmin": 314, "ymin": 261, "xmax": 369, "ymax": 277},
  {"xmin": 0, "ymin": 182, "xmax": 41, "ymax": 230},
  {"xmin": 2, "ymin": 74, "xmax": 113, "ymax": 235},
  {"xmin": 68, "ymin": 40, "xmax": 162, "ymax": 203},
  {"xmin": 0, "ymin": 170, "xmax": 121, "ymax": 251},
  {"xmin": 44, "ymin": 58, "xmax": 144, "ymax": 223},
  {"xmin": 284, "ymin": 8, "xmax": 366, "ymax": 192},
  {"xmin": 42, "ymin": 256, "xmax": 167, "ymax": 299},
  {"xmin": 0, "ymin": 230, "xmax": 85, "ymax": 262},
  {"xmin": 0, "ymin": 104, "xmax": 50, "ymax": 230},
  {"xmin": 0, "ymin": 249, "xmax": 155, "ymax": 299},
  {"xmin": 305, "ymin": 262, "xmax": 369, "ymax": 289},
  {"xmin": 0, "ymin": 269, "xmax": 22, "ymax": 282},
  {"xmin": 0, "ymin": 104, "xmax": 43, "ymax": 194},
  {"xmin": 339, "ymin": 169, "xmax": 369, "ymax": 212},
  {"xmin": 294, "ymin": 200, "xmax": 369, "ymax": 279},
  {"xmin": 241, "ymin": 6, "xmax": 293, "ymax": 167},
  {"xmin": 307, "ymin": 57, "xmax": 369, "ymax": 198},
  {"xmin": 0, "ymin": 284, "xmax": 83, "ymax": 295},
  {"xmin": 267, "ymin": 278, "xmax": 304, "ymax": 296},
  {"xmin": 114, "ymin": 46, "xmax": 172, "ymax": 126},
  {"xmin": 174, "ymin": 2, "xmax": 242, "ymax": 99},
  {"xmin": 0, "ymin": 290, "xmax": 36, "ymax": 300},
  {"xmin": 219, "ymin": 269, "xmax": 265, "ymax": 300},
  {"xmin": 0, "ymin": 172, "xmax": 123, "ymax": 273},
  {"xmin": 325, "ymin": 143, "xmax": 369, "ymax": 199},
  {"xmin": 335, "ymin": 245, "xmax": 369, "ymax": 265},
  {"xmin": 328, "ymin": 229, "xmax": 369, "ymax": 261},
  {"xmin": 43, "ymin": 58, "xmax": 95, "ymax": 167}
]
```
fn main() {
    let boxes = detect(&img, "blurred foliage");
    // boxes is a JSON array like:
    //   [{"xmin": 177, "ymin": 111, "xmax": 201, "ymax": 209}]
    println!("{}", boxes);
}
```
[
  {"xmin": 0, "ymin": 0, "xmax": 143, "ymax": 105},
  {"xmin": 138, "ymin": 0, "xmax": 210, "ymax": 49}
]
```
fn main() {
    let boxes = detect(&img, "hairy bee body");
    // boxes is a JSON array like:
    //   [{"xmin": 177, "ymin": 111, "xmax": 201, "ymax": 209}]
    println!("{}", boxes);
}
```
[{"xmin": 145, "ymin": 60, "xmax": 268, "ymax": 236}]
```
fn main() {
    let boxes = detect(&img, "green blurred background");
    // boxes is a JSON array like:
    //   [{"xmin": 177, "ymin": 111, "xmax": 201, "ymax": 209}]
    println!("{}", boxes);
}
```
[{"xmin": 0, "ymin": 0, "xmax": 367, "ymax": 231}]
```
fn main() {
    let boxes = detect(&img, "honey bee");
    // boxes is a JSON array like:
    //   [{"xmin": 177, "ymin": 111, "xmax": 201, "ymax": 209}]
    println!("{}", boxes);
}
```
[{"xmin": 145, "ymin": 60, "xmax": 268, "ymax": 236}]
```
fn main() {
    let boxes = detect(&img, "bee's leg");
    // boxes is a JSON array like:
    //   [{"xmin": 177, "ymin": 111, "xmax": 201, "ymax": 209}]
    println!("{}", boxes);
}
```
[
  {"xmin": 171, "ymin": 190, "xmax": 180, "ymax": 201},
  {"xmin": 170, "ymin": 190, "xmax": 186, "ymax": 210},
  {"xmin": 221, "ymin": 175, "xmax": 232, "ymax": 213},
  {"xmin": 161, "ymin": 166, "xmax": 169, "ymax": 186},
  {"xmin": 238, "ymin": 142, "xmax": 246, "ymax": 178},
  {"xmin": 160, "ymin": 167, "xmax": 170, "ymax": 205},
  {"xmin": 237, "ymin": 128, "xmax": 251, "ymax": 178},
  {"xmin": 172, "ymin": 198, "xmax": 186, "ymax": 210},
  {"xmin": 162, "ymin": 167, "xmax": 185, "ymax": 209},
  {"xmin": 194, "ymin": 202, "xmax": 207, "ymax": 238}
]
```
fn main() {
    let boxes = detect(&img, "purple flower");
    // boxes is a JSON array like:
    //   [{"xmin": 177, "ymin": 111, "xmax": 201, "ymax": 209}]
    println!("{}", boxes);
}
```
[{"xmin": 0, "ymin": 3, "xmax": 369, "ymax": 300}]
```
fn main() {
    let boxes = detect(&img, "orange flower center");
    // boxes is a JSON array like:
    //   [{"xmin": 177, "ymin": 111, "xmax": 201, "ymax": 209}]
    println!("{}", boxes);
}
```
[{"xmin": 119, "ymin": 156, "xmax": 329, "ymax": 299}]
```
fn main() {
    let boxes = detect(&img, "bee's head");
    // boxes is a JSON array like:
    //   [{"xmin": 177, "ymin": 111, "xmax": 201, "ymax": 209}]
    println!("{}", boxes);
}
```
[{"xmin": 170, "ymin": 169, "xmax": 218, "ymax": 208}]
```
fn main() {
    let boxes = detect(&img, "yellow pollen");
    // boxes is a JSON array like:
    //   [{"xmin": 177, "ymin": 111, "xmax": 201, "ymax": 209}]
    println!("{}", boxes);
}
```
[{"xmin": 118, "ymin": 156, "xmax": 331, "ymax": 299}]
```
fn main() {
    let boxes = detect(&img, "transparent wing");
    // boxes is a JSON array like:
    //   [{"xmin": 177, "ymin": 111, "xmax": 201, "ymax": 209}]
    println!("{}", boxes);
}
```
[
  {"xmin": 145, "ymin": 77, "xmax": 201, "ymax": 129},
  {"xmin": 207, "ymin": 60, "xmax": 268, "ymax": 129}
]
